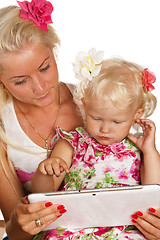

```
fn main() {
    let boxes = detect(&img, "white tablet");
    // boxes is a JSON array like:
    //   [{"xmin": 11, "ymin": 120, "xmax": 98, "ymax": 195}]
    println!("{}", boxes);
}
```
[{"xmin": 28, "ymin": 184, "xmax": 160, "ymax": 230}]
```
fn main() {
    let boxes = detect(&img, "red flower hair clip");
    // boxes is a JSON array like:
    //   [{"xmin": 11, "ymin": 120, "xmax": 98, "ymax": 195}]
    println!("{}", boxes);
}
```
[
  {"xmin": 142, "ymin": 68, "xmax": 156, "ymax": 92},
  {"xmin": 17, "ymin": 0, "xmax": 53, "ymax": 32}
]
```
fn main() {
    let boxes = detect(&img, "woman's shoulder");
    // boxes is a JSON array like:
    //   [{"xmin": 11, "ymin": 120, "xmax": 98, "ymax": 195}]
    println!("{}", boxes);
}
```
[
  {"xmin": 59, "ymin": 82, "xmax": 83, "ymax": 130},
  {"xmin": 60, "ymin": 82, "xmax": 75, "ymax": 101}
]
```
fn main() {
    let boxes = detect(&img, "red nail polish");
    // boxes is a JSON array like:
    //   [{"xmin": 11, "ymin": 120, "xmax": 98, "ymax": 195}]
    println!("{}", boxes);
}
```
[
  {"xmin": 57, "ymin": 214, "xmax": 62, "ymax": 218},
  {"xmin": 57, "ymin": 205, "xmax": 65, "ymax": 210},
  {"xmin": 132, "ymin": 219, "xmax": 136, "ymax": 223},
  {"xmin": 131, "ymin": 214, "xmax": 138, "ymax": 220},
  {"xmin": 149, "ymin": 207, "xmax": 156, "ymax": 213},
  {"xmin": 45, "ymin": 202, "xmax": 53, "ymax": 207},
  {"xmin": 136, "ymin": 211, "xmax": 143, "ymax": 216},
  {"xmin": 59, "ymin": 208, "xmax": 67, "ymax": 214}
]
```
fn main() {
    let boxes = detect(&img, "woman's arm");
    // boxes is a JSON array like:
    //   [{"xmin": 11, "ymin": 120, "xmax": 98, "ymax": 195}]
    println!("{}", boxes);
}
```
[
  {"xmin": 32, "ymin": 139, "xmax": 74, "ymax": 192},
  {"xmin": 0, "ymin": 146, "xmax": 64, "ymax": 240},
  {"xmin": 132, "ymin": 208, "xmax": 160, "ymax": 239}
]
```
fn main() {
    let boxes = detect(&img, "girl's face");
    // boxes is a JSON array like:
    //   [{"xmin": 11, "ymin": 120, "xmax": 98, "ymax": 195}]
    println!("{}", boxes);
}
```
[
  {"xmin": 0, "ymin": 43, "xmax": 59, "ymax": 107},
  {"xmin": 83, "ymin": 97, "xmax": 142, "ymax": 145}
]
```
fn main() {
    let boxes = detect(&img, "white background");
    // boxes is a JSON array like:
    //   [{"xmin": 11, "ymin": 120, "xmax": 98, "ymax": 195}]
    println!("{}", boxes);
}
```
[{"xmin": 1, "ymin": 0, "xmax": 160, "ymax": 152}]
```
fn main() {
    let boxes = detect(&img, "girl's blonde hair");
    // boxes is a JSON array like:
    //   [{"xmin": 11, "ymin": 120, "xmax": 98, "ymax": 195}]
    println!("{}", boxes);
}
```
[{"xmin": 76, "ymin": 58, "xmax": 156, "ymax": 118}]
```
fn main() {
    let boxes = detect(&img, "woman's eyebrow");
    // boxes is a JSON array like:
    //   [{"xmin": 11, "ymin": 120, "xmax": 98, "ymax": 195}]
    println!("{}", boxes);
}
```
[
  {"xmin": 9, "ymin": 57, "xmax": 50, "ymax": 80},
  {"xmin": 38, "ymin": 56, "xmax": 50, "ymax": 69}
]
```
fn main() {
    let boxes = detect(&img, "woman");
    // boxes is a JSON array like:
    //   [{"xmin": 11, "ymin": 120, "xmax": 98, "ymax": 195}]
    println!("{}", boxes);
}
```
[{"xmin": 0, "ymin": 1, "xmax": 159, "ymax": 240}]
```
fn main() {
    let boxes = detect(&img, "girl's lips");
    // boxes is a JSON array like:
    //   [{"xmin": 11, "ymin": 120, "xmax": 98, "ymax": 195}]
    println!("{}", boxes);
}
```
[{"xmin": 99, "ymin": 136, "xmax": 110, "ymax": 140}]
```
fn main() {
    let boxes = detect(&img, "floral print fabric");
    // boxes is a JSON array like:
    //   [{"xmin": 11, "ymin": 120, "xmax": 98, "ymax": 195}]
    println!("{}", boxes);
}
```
[
  {"xmin": 35, "ymin": 127, "xmax": 146, "ymax": 240},
  {"xmin": 59, "ymin": 127, "xmax": 142, "ymax": 190}
]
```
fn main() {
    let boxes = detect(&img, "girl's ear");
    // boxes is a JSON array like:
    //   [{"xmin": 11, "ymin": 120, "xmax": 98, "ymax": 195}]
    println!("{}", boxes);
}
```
[{"xmin": 134, "ymin": 108, "xmax": 144, "ymax": 121}]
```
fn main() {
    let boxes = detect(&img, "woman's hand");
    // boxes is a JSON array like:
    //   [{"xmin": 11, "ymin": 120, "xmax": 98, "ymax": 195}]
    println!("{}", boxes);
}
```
[
  {"xmin": 7, "ymin": 196, "xmax": 66, "ymax": 239},
  {"xmin": 131, "ymin": 208, "xmax": 160, "ymax": 240}
]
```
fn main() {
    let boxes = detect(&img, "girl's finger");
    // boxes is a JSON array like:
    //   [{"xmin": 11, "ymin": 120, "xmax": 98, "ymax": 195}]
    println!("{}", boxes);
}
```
[
  {"xmin": 38, "ymin": 163, "xmax": 47, "ymax": 175},
  {"xmin": 52, "ymin": 163, "xmax": 61, "ymax": 176},
  {"xmin": 60, "ymin": 161, "xmax": 70, "ymax": 173},
  {"xmin": 45, "ymin": 163, "xmax": 54, "ymax": 175}
]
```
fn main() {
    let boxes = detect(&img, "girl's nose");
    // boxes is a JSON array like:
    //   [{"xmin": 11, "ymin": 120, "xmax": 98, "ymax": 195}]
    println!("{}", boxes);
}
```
[{"xmin": 100, "ymin": 122, "xmax": 111, "ymax": 134}]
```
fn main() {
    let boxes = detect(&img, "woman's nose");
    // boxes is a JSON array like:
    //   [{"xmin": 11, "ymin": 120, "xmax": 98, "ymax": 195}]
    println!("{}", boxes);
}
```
[{"xmin": 32, "ymin": 76, "xmax": 46, "ymax": 94}]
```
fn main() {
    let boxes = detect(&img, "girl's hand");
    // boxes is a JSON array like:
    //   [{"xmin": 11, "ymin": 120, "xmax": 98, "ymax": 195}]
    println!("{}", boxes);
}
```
[
  {"xmin": 38, "ymin": 157, "xmax": 70, "ymax": 177},
  {"xmin": 128, "ymin": 119, "xmax": 156, "ymax": 154},
  {"xmin": 8, "ymin": 196, "xmax": 67, "ymax": 237},
  {"xmin": 131, "ymin": 208, "xmax": 160, "ymax": 240}
]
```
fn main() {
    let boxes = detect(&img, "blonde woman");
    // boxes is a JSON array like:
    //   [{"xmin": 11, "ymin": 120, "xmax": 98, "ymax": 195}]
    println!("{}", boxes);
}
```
[
  {"xmin": 0, "ymin": 1, "xmax": 83, "ymax": 240},
  {"xmin": 0, "ymin": 0, "xmax": 159, "ymax": 239},
  {"xmin": 32, "ymin": 50, "xmax": 160, "ymax": 239}
]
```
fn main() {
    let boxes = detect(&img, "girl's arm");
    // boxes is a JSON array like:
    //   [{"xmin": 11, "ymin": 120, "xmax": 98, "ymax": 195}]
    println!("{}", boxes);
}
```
[
  {"xmin": 128, "ymin": 119, "xmax": 160, "ymax": 184},
  {"xmin": 32, "ymin": 139, "xmax": 74, "ymax": 192},
  {"xmin": 0, "ymin": 145, "xmax": 64, "ymax": 240}
]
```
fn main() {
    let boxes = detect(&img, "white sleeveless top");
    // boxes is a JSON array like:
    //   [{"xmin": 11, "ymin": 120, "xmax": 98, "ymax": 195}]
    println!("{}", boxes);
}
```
[
  {"xmin": 2, "ymin": 101, "xmax": 48, "ymax": 193},
  {"xmin": 1, "ymin": 84, "xmax": 75, "ymax": 193}
]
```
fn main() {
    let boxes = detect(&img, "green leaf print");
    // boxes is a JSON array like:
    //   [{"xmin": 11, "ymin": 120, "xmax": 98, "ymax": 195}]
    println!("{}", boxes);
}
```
[
  {"xmin": 33, "ymin": 231, "xmax": 46, "ymax": 240},
  {"xmin": 56, "ymin": 227, "xmax": 68, "ymax": 235},
  {"xmin": 104, "ymin": 172, "xmax": 118, "ymax": 184},
  {"xmin": 83, "ymin": 169, "xmax": 96, "ymax": 179},
  {"xmin": 65, "ymin": 170, "xmax": 83, "ymax": 189},
  {"xmin": 63, "ymin": 133, "xmax": 74, "ymax": 141},
  {"xmin": 126, "ymin": 137, "xmax": 136, "ymax": 148},
  {"xmin": 96, "ymin": 182, "xmax": 103, "ymax": 188},
  {"xmin": 95, "ymin": 151, "xmax": 103, "ymax": 157},
  {"xmin": 76, "ymin": 127, "xmax": 84, "ymax": 134},
  {"xmin": 134, "ymin": 150, "xmax": 139, "ymax": 154}
]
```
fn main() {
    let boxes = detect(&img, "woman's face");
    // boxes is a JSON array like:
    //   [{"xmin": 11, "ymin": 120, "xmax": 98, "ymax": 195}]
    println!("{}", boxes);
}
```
[{"xmin": 0, "ymin": 43, "xmax": 59, "ymax": 107}]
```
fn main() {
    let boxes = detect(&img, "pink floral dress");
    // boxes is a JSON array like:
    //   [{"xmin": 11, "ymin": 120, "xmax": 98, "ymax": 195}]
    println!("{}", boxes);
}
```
[{"xmin": 34, "ymin": 127, "xmax": 146, "ymax": 240}]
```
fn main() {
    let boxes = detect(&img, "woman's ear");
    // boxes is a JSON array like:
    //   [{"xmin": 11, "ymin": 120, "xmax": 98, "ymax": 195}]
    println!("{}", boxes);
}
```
[
  {"xmin": 134, "ymin": 108, "xmax": 144, "ymax": 121},
  {"xmin": 81, "ymin": 97, "xmax": 86, "ymax": 112}
]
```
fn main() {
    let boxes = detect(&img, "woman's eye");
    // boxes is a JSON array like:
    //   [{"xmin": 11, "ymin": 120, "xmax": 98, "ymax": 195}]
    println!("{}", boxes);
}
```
[
  {"xmin": 15, "ymin": 79, "xmax": 26, "ymax": 86},
  {"xmin": 40, "ymin": 64, "xmax": 50, "ymax": 72}
]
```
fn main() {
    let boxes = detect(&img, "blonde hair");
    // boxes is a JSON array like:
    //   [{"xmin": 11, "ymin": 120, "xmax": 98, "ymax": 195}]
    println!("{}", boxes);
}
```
[
  {"xmin": 75, "ymin": 58, "xmax": 157, "ymax": 118},
  {"xmin": 0, "ymin": 5, "xmax": 60, "ymax": 180},
  {"xmin": 0, "ymin": 5, "xmax": 60, "ymax": 106}
]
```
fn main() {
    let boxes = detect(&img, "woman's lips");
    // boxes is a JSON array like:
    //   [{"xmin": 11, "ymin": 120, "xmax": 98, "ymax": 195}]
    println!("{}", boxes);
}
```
[{"xmin": 36, "ymin": 91, "xmax": 49, "ymax": 100}]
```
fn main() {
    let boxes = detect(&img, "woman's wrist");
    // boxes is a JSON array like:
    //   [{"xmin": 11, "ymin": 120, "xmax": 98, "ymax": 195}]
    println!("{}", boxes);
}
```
[{"xmin": 6, "ymin": 213, "xmax": 33, "ymax": 240}]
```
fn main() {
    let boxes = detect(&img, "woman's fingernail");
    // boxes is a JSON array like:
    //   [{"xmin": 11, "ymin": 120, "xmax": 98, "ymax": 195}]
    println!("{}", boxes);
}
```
[
  {"xmin": 24, "ymin": 196, "xmax": 29, "ymax": 203},
  {"xmin": 59, "ymin": 208, "xmax": 67, "ymax": 214},
  {"xmin": 131, "ymin": 214, "xmax": 138, "ymax": 220},
  {"xmin": 57, "ymin": 205, "xmax": 65, "ymax": 210},
  {"xmin": 136, "ymin": 211, "xmax": 143, "ymax": 216},
  {"xmin": 45, "ymin": 202, "xmax": 53, "ymax": 207},
  {"xmin": 57, "ymin": 214, "xmax": 62, "ymax": 218},
  {"xmin": 132, "ymin": 219, "xmax": 136, "ymax": 223},
  {"xmin": 149, "ymin": 207, "xmax": 156, "ymax": 213}
]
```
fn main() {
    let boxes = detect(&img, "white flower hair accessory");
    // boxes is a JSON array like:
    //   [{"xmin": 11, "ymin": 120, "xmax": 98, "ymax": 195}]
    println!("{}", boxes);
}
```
[{"xmin": 73, "ymin": 48, "xmax": 104, "ymax": 95}]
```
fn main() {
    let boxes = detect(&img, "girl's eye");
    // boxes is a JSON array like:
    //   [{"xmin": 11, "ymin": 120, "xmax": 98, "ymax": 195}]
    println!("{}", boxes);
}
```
[
  {"xmin": 93, "ymin": 117, "xmax": 101, "ymax": 121},
  {"xmin": 113, "ymin": 121, "xmax": 121, "ymax": 124},
  {"xmin": 15, "ymin": 79, "xmax": 26, "ymax": 86},
  {"xmin": 40, "ymin": 64, "xmax": 50, "ymax": 72}
]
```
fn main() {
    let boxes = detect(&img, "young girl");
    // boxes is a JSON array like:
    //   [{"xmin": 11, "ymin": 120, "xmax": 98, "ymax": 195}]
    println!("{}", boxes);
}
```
[{"xmin": 32, "ymin": 49, "xmax": 160, "ymax": 239}]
